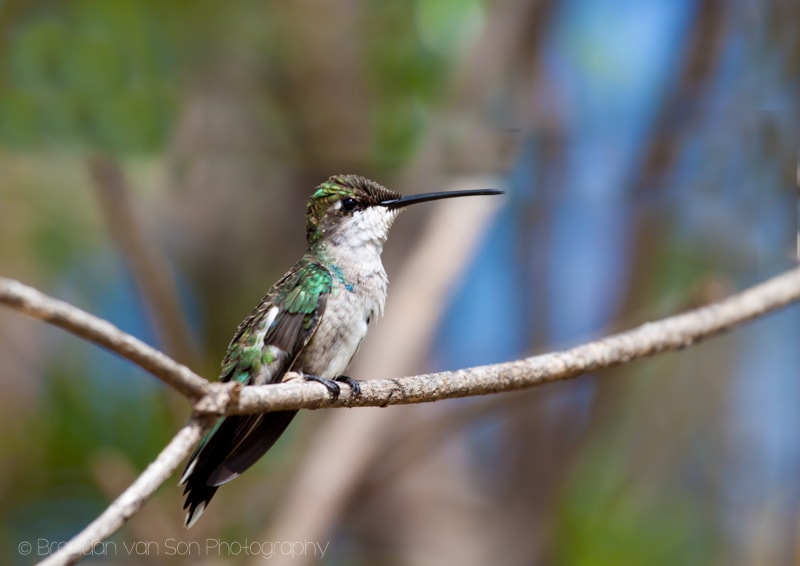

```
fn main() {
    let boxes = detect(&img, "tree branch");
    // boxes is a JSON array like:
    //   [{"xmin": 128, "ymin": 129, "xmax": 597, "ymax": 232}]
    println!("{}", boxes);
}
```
[
  {"xmin": 0, "ymin": 277, "xmax": 209, "ymax": 400},
  {"xmin": 38, "ymin": 417, "xmax": 213, "ymax": 566},
  {"xmin": 0, "ymin": 266, "xmax": 798, "ymax": 565},
  {"xmin": 1, "ymin": 268, "xmax": 799, "ymax": 415},
  {"xmin": 218, "ymin": 266, "xmax": 800, "ymax": 414}
]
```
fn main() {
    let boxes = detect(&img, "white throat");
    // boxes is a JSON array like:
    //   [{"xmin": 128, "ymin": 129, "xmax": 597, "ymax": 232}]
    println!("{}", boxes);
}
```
[{"xmin": 323, "ymin": 206, "xmax": 399, "ymax": 262}]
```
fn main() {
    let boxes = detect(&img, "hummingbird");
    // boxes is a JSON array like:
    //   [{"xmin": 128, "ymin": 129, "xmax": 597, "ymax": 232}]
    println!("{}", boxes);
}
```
[{"xmin": 180, "ymin": 174, "xmax": 502, "ymax": 527}]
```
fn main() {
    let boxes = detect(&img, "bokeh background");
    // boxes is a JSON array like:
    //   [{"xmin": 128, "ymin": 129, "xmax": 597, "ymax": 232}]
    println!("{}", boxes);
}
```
[{"xmin": 1, "ymin": 1, "xmax": 798, "ymax": 564}]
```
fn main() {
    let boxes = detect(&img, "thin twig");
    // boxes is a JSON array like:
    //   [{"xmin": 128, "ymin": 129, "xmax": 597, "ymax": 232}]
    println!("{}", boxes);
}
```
[
  {"xmin": 38, "ymin": 417, "xmax": 213, "ymax": 566},
  {"xmin": 0, "ymin": 277, "xmax": 209, "ymax": 400}
]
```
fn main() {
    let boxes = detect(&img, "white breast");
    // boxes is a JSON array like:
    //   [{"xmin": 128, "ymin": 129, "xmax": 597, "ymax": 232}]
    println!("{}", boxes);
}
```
[{"xmin": 296, "ymin": 249, "xmax": 388, "ymax": 379}]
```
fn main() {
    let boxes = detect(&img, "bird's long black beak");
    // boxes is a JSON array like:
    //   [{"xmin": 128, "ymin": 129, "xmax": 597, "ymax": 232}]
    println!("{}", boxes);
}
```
[{"xmin": 380, "ymin": 188, "xmax": 504, "ymax": 209}]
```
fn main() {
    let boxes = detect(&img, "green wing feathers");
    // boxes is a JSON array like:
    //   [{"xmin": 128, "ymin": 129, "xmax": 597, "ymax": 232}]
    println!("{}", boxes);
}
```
[
  {"xmin": 220, "ymin": 262, "xmax": 331, "ymax": 385},
  {"xmin": 281, "ymin": 263, "xmax": 332, "ymax": 315},
  {"xmin": 181, "ymin": 261, "xmax": 333, "ymax": 527}
]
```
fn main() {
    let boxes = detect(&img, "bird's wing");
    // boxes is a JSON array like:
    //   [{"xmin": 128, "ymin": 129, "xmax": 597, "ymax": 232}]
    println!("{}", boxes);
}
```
[
  {"xmin": 182, "ymin": 261, "xmax": 332, "ymax": 488},
  {"xmin": 221, "ymin": 260, "xmax": 332, "ymax": 386}
]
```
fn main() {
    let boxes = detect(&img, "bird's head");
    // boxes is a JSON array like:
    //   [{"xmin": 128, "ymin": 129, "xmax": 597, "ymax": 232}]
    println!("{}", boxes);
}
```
[{"xmin": 305, "ymin": 174, "xmax": 504, "ymax": 250}]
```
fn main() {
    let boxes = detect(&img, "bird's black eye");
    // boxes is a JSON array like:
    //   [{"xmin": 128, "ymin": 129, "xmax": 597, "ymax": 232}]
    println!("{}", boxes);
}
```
[{"xmin": 341, "ymin": 197, "xmax": 359, "ymax": 212}]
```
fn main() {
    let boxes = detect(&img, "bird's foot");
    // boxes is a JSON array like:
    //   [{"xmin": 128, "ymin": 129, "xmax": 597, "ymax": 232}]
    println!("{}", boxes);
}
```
[
  {"xmin": 302, "ymin": 374, "xmax": 362, "ymax": 400},
  {"xmin": 303, "ymin": 374, "xmax": 341, "ymax": 401},
  {"xmin": 335, "ymin": 375, "xmax": 362, "ymax": 398}
]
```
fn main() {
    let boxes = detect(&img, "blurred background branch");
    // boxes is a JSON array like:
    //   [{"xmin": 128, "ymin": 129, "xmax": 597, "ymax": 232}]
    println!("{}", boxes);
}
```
[{"xmin": 88, "ymin": 154, "xmax": 198, "ymax": 367}]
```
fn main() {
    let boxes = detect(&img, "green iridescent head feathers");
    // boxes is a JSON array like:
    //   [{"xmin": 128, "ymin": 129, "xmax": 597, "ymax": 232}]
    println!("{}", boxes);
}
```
[{"xmin": 305, "ymin": 175, "xmax": 400, "ymax": 245}]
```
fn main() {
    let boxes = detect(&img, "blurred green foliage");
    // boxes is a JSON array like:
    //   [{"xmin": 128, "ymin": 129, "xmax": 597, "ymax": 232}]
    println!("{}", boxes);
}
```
[
  {"xmin": 0, "ymin": 0, "xmax": 482, "ymax": 162},
  {"xmin": 0, "ymin": 0, "xmax": 183, "ymax": 151}
]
